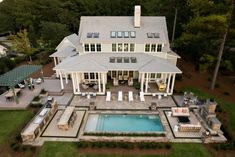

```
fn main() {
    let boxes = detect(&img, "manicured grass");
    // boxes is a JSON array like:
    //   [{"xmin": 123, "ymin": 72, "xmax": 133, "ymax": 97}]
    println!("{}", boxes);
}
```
[
  {"xmin": 182, "ymin": 87, "xmax": 235, "ymax": 132},
  {"xmin": 0, "ymin": 110, "xmax": 33, "ymax": 145},
  {"xmin": 37, "ymin": 142, "xmax": 212, "ymax": 157}
]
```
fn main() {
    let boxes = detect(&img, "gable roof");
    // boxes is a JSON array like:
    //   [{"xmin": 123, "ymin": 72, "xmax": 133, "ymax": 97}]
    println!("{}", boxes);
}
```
[
  {"xmin": 79, "ymin": 16, "xmax": 170, "ymax": 50},
  {"xmin": 50, "ymin": 46, "xmax": 77, "ymax": 58},
  {"xmin": 55, "ymin": 33, "xmax": 79, "ymax": 50}
]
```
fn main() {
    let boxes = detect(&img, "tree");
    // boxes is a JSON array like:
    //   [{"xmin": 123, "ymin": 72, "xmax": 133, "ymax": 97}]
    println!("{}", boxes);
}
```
[
  {"xmin": 211, "ymin": 0, "xmax": 235, "ymax": 90},
  {"xmin": 9, "ymin": 29, "xmax": 35, "ymax": 62}
]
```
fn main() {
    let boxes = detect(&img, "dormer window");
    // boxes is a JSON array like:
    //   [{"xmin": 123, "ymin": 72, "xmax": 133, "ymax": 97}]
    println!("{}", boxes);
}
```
[
  {"xmin": 124, "ymin": 31, "xmax": 129, "ymax": 38},
  {"xmin": 130, "ymin": 31, "xmax": 136, "ymax": 38},
  {"xmin": 117, "ymin": 32, "xmax": 123, "ymax": 38},
  {"xmin": 110, "ymin": 31, "xmax": 116, "ymax": 38}
]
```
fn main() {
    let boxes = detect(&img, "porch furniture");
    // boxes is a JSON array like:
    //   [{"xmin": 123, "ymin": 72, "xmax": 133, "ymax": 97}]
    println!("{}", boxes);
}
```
[
  {"xmin": 128, "ymin": 77, "xmax": 133, "ymax": 86},
  {"xmin": 18, "ymin": 83, "xmax": 25, "ymax": 89},
  {"xmin": 57, "ymin": 106, "xmax": 76, "ymax": 131},
  {"xmin": 106, "ymin": 91, "xmax": 111, "ymax": 101},
  {"xmin": 140, "ymin": 92, "xmax": 145, "ymax": 102},
  {"xmin": 128, "ymin": 91, "xmax": 133, "ymax": 101},
  {"xmin": 158, "ymin": 94, "xmax": 162, "ymax": 100},
  {"xmin": 93, "ymin": 84, "xmax": 98, "ymax": 90},
  {"xmin": 123, "ymin": 75, "xmax": 128, "ymax": 80},
  {"xmin": 156, "ymin": 80, "xmax": 166, "ymax": 92},
  {"xmin": 35, "ymin": 78, "xmax": 42, "ymax": 84},
  {"xmin": 81, "ymin": 83, "xmax": 89, "ymax": 89},
  {"xmin": 113, "ymin": 78, "xmax": 119, "ymax": 86},
  {"xmin": 118, "ymin": 75, "xmax": 123, "ymax": 80},
  {"xmin": 5, "ymin": 88, "xmax": 21, "ymax": 100},
  {"xmin": 171, "ymin": 107, "xmax": 190, "ymax": 117},
  {"xmin": 118, "ymin": 91, "xmax": 123, "ymax": 101}
]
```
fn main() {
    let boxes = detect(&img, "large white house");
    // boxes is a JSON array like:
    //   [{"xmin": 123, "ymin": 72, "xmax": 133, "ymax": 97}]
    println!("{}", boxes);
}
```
[{"xmin": 50, "ymin": 6, "xmax": 181, "ymax": 96}]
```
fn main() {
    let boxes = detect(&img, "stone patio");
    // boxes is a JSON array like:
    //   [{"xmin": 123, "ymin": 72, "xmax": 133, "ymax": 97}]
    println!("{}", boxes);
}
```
[{"xmin": 41, "ymin": 110, "xmax": 85, "ymax": 138}]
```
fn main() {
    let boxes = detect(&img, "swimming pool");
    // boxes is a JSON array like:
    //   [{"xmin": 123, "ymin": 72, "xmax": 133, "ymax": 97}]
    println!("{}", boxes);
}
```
[{"xmin": 85, "ymin": 114, "xmax": 164, "ymax": 133}]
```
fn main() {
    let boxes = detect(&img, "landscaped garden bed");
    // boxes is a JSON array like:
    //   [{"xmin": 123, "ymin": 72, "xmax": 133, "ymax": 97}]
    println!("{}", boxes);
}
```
[{"xmin": 39, "ymin": 89, "xmax": 48, "ymax": 97}]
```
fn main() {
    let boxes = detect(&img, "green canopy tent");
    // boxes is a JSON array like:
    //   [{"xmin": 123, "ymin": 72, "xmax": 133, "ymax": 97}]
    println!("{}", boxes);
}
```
[{"xmin": 0, "ymin": 65, "xmax": 43, "ymax": 104}]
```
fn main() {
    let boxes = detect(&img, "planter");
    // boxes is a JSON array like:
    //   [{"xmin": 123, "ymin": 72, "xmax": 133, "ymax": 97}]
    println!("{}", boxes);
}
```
[{"xmin": 39, "ymin": 92, "xmax": 48, "ymax": 97}]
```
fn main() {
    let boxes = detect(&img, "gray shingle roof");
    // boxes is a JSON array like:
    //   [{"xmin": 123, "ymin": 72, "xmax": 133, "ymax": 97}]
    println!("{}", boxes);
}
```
[
  {"xmin": 79, "ymin": 16, "xmax": 170, "ymax": 48},
  {"xmin": 54, "ymin": 53, "xmax": 181, "ymax": 73},
  {"xmin": 50, "ymin": 46, "xmax": 77, "ymax": 58}
]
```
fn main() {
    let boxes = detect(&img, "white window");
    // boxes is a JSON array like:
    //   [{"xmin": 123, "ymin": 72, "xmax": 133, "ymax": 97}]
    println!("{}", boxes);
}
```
[
  {"xmin": 130, "ymin": 43, "xmax": 135, "ymax": 52},
  {"xmin": 150, "ymin": 73, "xmax": 155, "ymax": 78},
  {"xmin": 118, "ymin": 43, "xmax": 122, "ymax": 52},
  {"xmin": 84, "ymin": 73, "xmax": 89, "ymax": 79},
  {"xmin": 112, "ymin": 43, "xmax": 116, "ymax": 52},
  {"xmin": 124, "ymin": 43, "xmax": 128, "ymax": 52},
  {"xmin": 151, "ymin": 44, "xmax": 156, "ymax": 52},
  {"xmin": 145, "ymin": 44, "xmax": 150, "ymax": 52},
  {"xmin": 90, "ymin": 44, "xmax": 95, "ymax": 52},
  {"xmin": 157, "ymin": 44, "xmax": 162, "ymax": 52},
  {"xmin": 84, "ymin": 44, "xmax": 89, "ymax": 52},
  {"xmin": 157, "ymin": 73, "xmax": 161, "ymax": 78},
  {"xmin": 90, "ymin": 73, "xmax": 95, "ymax": 79},
  {"xmin": 96, "ymin": 44, "xmax": 101, "ymax": 51}
]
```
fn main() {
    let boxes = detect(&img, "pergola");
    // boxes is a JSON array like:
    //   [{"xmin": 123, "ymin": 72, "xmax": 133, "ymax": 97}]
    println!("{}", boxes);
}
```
[{"xmin": 0, "ymin": 65, "xmax": 43, "ymax": 104}]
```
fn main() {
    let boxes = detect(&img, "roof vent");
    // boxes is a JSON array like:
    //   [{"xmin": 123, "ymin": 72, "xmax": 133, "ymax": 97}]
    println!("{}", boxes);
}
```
[{"xmin": 134, "ymin": 5, "xmax": 141, "ymax": 28}]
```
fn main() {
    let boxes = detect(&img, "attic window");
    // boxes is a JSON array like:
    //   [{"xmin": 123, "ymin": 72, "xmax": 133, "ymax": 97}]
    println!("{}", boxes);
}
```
[
  {"xmin": 124, "ymin": 57, "xmax": 130, "ymax": 63},
  {"xmin": 117, "ymin": 57, "xmax": 122, "ymax": 63},
  {"xmin": 147, "ymin": 33, "xmax": 154, "ymax": 38},
  {"xmin": 109, "ymin": 57, "xmax": 115, "ymax": 63},
  {"xmin": 130, "ymin": 31, "xmax": 136, "ymax": 38},
  {"xmin": 117, "ymin": 31, "xmax": 123, "ymax": 38},
  {"xmin": 130, "ymin": 57, "xmax": 137, "ymax": 63},
  {"xmin": 87, "ymin": 32, "xmax": 93, "ymax": 38},
  {"xmin": 110, "ymin": 31, "xmax": 116, "ymax": 38},
  {"xmin": 93, "ymin": 32, "xmax": 99, "ymax": 38},
  {"xmin": 124, "ymin": 31, "xmax": 129, "ymax": 38},
  {"xmin": 154, "ymin": 33, "xmax": 160, "ymax": 38}
]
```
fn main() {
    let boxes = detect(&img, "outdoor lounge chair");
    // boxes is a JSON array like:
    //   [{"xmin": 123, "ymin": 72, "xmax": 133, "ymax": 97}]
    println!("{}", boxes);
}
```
[
  {"xmin": 18, "ymin": 83, "xmax": 25, "ymax": 89},
  {"xmin": 106, "ymin": 91, "xmax": 111, "ymax": 101},
  {"xmin": 140, "ymin": 92, "xmax": 145, "ymax": 102},
  {"xmin": 118, "ymin": 91, "xmax": 123, "ymax": 101},
  {"xmin": 128, "ymin": 91, "xmax": 133, "ymax": 101}
]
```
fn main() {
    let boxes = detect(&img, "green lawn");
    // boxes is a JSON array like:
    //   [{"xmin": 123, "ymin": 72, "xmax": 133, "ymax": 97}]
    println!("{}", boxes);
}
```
[
  {"xmin": 0, "ymin": 110, "xmax": 33, "ymax": 144},
  {"xmin": 37, "ymin": 142, "xmax": 212, "ymax": 157}
]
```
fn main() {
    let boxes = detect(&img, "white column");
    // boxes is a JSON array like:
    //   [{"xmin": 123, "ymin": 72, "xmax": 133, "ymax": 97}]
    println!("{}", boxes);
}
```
[
  {"xmin": 71, "ymin": 73, "xmax": 76, "ymax": 93},
  {"xmin": 65, "ymin": 73, "xmax": 68, "ymax": 84},
  {"xmin": 145, "ymin": 73, "xmax": 149, "ymax": 93},
  {"xmin": 141, "ymin": 73, "xmax": 144, "ymax": 92},
  {"xmin": 53, "ymin": 57, "xmax": 57, "ymax": 66},
  {"xmin": 166, "ymin": 73, "xmax": 172, "ymax": 94},
  {"xmin": 76, "ymin": 72, "xmax": 80, "ymax": 93},
  {"xmin": 102, "ymin": 73, "xmax": 105, "ymax": 93},
  {"xmin": 138, "ymin": 72, "xmax": 141, "ymax": 82},
  {"xmin": 170, "ymin": 73, "xmax": 176, "ymax": 94},
  {"xmin": 98, "ymin": 73, "xmax": 101, "ymax": 92},
  {"xmin": 59, "ymin": 71, "xmax": 64, "ymax": 89}
]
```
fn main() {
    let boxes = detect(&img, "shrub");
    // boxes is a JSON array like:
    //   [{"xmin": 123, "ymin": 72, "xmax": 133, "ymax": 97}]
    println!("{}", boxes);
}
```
[
  {"xmin": 215, "ymin": 83, "xmax": 220, "ymax": 88},
  {"xmin": 106, "ymin": 82, "xmax": 112, "ymax": 89},
  {"xmin": 207, "ymin": 76, "xmax": 212, "ymax": 81},
  {"xmin": 32, "ymin": 96, "xmax": 40, "ymax": 101},
  {"xmin": 133, "ymin": 82, "xmax": 140, "ymax": 90},
  {"xmin": 175, "ymin": 74, "xmax": 182, "ymax": 81},
  {"xmin": 40, "ymin": 89, "xmax": 47, "ymax": 94}
]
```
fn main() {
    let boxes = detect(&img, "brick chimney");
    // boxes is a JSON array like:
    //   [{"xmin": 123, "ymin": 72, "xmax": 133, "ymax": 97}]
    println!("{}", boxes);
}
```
[{"xmin": 134, "ymin": 5, "xmax": 141, "ymax": 28}]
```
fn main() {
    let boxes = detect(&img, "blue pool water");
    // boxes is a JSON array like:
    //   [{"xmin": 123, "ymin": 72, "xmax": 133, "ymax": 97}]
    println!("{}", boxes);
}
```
[{"xmin": 94, "ymin": 114, "xmax": 164, "ymax": 132}]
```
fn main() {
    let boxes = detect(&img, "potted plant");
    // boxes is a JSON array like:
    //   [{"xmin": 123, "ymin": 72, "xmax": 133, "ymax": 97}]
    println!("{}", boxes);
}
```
[{"xmin": 39, "ymin": 89, "xmax": 48, "ymax": 97}]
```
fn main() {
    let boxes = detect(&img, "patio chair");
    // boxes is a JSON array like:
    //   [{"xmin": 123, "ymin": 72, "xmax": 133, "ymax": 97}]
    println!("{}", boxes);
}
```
[
  {"xmin": 140, "ymin": 92, "xmax": 145, "ymax": 102},
  {"xmin": 35, "ymin": 78, "xmax": 42, "ymax": 84},
  {"xmin": 106, "ymin": 91, "xmax": 111, "ymax": 101},
  {"xmin": 18, "ymin": 83, "xmax": 25, "ymax": 89},
  {"xmin": 118, "ymin": 91, "xmax": 123, "ymax": 101},
  {"xmin": 81, "ymin": 83, "xmax": 89, "ymax": 89},
  {"xmin": 128, "ymin": 91, "xmax": 134, "ymax": 102},
  {"xmin": 113, "ymin": 78, "xmax": 119, "ymax": 86}
]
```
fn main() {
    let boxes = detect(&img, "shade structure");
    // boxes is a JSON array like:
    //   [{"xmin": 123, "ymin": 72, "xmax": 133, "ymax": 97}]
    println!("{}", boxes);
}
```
[{"xmin": 0, "ymin": 65, "xmax": 42, "ymax": 87}]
